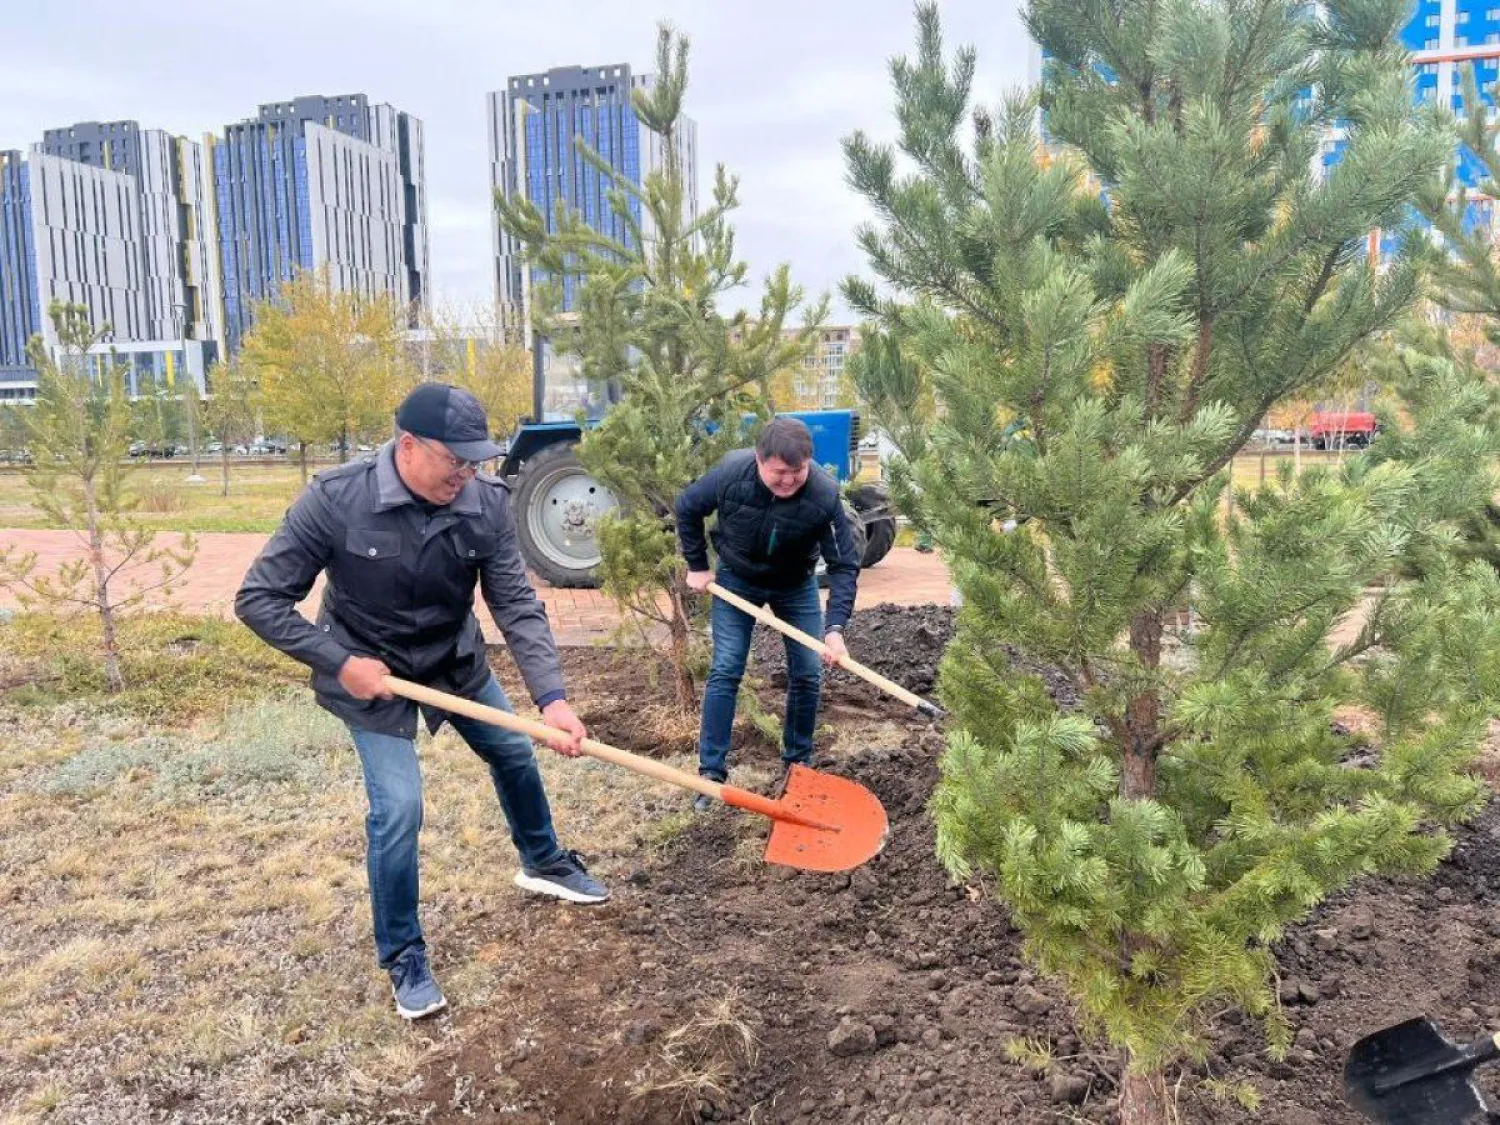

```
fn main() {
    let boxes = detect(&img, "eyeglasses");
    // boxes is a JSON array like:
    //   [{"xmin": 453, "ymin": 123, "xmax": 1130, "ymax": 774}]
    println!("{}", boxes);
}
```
[{"xmin": 411, "ymin": 434, "xmax": 481, "ymax": 476}]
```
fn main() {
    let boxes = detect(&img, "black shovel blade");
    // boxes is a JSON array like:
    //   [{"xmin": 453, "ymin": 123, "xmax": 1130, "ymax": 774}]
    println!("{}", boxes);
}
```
[{"xmin": 1344, "ymin": 1017, "xmax": 1494, "ymax": 1125}]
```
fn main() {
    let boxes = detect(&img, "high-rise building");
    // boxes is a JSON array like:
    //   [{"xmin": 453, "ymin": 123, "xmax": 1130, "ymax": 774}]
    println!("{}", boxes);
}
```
[
  {"xmin": 205, "ymin": 94, "xmax": 428, "ymax": 350},
  {"xmin": 0, "ymin": 148, "xmax": 157, "ymax": 399},
  {"xmin": 487, "ymin": 62, "xmax": 699, "ymax": 344},
  {"xmin": 38, "ymin": 120, "xmax": 220, "ymax": 347},
  {"xmin": 0, "ymin": 151, "xmax": 41, "ymax": 394}
]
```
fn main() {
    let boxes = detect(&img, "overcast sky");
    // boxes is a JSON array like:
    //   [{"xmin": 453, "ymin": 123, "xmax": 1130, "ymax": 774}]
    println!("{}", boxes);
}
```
[{"xmin": 2, "ymin": 0, "xmax": 1035, "ymax": 321}]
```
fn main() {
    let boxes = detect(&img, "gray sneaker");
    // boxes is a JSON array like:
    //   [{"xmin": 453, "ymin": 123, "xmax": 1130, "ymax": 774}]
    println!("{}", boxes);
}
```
[
  {"xmin": 513, "ymin": 849, "xmax": 610, "ymax": 904},
  {"xmin": 692, "ymin": 792, "xmax": 715, "ymax": 814},
  {"xmin": 389, "ymin": 946, "xmax": 446, "ymax": 1020}
]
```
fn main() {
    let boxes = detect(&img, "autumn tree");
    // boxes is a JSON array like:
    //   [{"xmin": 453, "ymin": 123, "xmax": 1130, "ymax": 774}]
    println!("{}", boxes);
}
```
[
  {"xmin": 417, "ymin": 308, "xmax": 533, "ymax": 442},
  {"xmin": 200, "ymin": 356, "xmax": 263, "ymax": 497},
  {"xmin": 241, "ymin": 268, "xmax": 407, "ymax": 483}
]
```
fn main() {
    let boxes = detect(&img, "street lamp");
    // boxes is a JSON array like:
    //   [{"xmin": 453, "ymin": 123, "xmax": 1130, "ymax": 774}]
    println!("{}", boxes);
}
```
[{"xmin": 171, "ymin": 301, "xmax": 205, "ymax": 483}]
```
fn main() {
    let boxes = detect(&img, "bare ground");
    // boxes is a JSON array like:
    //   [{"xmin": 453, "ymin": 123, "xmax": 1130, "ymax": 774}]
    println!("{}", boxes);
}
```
[{"xmin": 2, "ymin": 606, "xmax": 1497, "ymax": 1124}]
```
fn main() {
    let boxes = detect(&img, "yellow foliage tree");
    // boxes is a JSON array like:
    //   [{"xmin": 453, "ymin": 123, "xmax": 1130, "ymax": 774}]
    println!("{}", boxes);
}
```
[
  {"xmin": 415, "ymin": 311, "xmax": 533, "ymax": 441},
  {"xmin": 241, "ymin": 268, "xmax": 408, "ymax": 482}
]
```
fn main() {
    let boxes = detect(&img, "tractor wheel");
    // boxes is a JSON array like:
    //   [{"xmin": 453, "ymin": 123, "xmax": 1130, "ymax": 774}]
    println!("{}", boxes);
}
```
[
  {"xmin": 512, "ymin": 442, "xmax": 618, "ymax": 588},
  {"xmin": 849, "ymin": 483, "xmax": 898, "ymax": 569}
]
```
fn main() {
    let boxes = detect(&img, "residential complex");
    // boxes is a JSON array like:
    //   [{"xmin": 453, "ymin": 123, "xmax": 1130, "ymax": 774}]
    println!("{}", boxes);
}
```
[
  {"xmin": 790, "ymin": 326, "xmax": 860, "ymax": 410},
  {"xmin": 0, "ymin": 92, "xmax": 428, "ymax": 399},
  {"xmin": 487, "ymin": 62, "xmax": 698, "ymax": 346},
  {"xmin": 209, "ymin": 95, "xmax": 428, "ymax": 350},
  {"xmin": 0, "ymin": 147, "xmax": 212, "ymax": 400}
]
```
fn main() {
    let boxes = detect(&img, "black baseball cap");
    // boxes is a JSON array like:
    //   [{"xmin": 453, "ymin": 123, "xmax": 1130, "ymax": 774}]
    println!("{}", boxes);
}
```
[{"xmin": 395, "ymin": 383, "xmax": 505, "ymax": 463}]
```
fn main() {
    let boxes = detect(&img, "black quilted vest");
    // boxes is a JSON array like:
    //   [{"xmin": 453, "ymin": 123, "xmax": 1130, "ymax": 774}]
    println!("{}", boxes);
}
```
[{"xmin": 709, "ymin": 449, "xmax": 841, "ymax": 589}]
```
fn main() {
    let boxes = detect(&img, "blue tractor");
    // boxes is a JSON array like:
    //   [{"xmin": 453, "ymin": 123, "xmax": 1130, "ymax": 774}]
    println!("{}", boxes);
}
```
[{"xmin": 498, "ymin": 363, "xmax": 897, "ymax": 588}]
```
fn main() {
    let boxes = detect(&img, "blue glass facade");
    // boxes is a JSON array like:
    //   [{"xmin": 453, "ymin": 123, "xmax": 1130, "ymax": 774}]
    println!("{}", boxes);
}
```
[
  {"xmin": 215, "ymin": 120, "xmax": 334, "ymax": 349},
  {"xmin": 510, "ymin": 66, "xmax": 650, "ymax": 312},
  {"xmin": 0, "ymin": 155, "xmax": 39, "ymax": 370},
  {"xmin": 213, "ymin": 95, "xmax": 402, "ymax": 350}
]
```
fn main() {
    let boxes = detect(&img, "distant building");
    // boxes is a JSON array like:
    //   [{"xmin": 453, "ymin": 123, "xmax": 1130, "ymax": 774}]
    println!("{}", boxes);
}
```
[
  {"xmin": 205, "ymin": 93, "xmax": 429, "ymax": 350},
  {"xmin": 0, "ymin": 148, "xmax": 209, "ymax": 399},
  {"xmin": 788, "ymin": 325, "xmax": 860, "ymax": 409},
  {"xmin": 487, "ymin": 61, "xmax": 698, "ymax": 347},
  {"xmin": 38, "ymin": 120, "xmax": 220, "ymax": 347}
]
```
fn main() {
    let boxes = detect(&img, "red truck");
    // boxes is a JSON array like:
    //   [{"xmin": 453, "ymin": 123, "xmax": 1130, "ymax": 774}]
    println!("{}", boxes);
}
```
[{"xmin": 1309, "ymin": 410, "xmax": 1377, "ymax": 450}]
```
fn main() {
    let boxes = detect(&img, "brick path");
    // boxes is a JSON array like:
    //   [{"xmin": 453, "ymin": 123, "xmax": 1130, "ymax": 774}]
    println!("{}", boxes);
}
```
[{"xmin": 0, "ymin": 529, "xmax": 953, "ymax": 646}]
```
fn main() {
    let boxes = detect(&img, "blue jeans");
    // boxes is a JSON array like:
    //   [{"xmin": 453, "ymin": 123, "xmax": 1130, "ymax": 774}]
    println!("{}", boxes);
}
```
[
  {"xmin": 348, "ymin": 674, "xmax": 562, "ymax": 967},
  {"xmin": 698, "ymin": 569, "xmax": 824, "ymax": 782}
]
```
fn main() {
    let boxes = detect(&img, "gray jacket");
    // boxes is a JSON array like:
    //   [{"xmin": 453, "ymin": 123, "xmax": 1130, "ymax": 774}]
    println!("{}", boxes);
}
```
[{"xmin": 234, "ymin": 442, "xmax": 566, "ymax": 738}]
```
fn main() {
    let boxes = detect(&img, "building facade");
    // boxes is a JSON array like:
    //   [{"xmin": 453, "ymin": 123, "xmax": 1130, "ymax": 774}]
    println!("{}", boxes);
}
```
[
  {"xmin": 206, "ymin": 94, "xmax": 428, "ymax": 351},
  {"xmin": 39, "ymin": 120, "xmax": 220, "ymax": 346},
  {"xmin": 0, "ymin": 149, "xmax": 156, "ymax": 398},
  {"xmin": 790, "ymin": 325, "xmax": 860, "ymax": 409},
  {"xmin": 487, "ymin": 62, "xmax": 699, "ymax": 344}
]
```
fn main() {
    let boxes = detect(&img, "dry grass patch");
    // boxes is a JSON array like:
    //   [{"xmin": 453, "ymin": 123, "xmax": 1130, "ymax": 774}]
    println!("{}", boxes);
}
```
[
  {"xmin": 629, "ymin": 989, "xmax": 761, "ymax": 1121},
  {"xmin": 0, "ymin": 611, "xmax": 302, "ymax": 724},
  {"xmin": 0, "ymin": 636, "xmax": 697, "ymax": 1123},
  {"xmin": 0, "ymin": 461, "xmax": 311, "ymax": 534}
]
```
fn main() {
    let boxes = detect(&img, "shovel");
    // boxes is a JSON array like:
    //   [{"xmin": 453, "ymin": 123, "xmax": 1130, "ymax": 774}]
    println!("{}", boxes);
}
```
[
  {"xmin": 1344, "ymin": 1015, "xmax": 1500, "ymax": 1124},
  {"xmin": 382, "ymin": 676, "xmax": 889, "ymax": 873},
  {"xmin": 706, "ymin": 581, "xmax": 945, "ymax": 719}
]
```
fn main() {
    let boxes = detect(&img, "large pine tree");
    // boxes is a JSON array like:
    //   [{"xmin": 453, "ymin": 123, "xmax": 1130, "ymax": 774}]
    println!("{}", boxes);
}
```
[{"xmin": 847, "ymin": 5, "xmax": 1500, "ymax": 1121}]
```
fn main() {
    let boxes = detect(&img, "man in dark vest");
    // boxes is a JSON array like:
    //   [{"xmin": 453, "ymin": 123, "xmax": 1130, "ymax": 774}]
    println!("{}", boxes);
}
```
[
  {"xmin": 676, "ymin": 417, "xmax": 861, "ymax": 809},
  {"xmin": 236, "ymin": 383, "xmax": 608, "ymax": 1023}
]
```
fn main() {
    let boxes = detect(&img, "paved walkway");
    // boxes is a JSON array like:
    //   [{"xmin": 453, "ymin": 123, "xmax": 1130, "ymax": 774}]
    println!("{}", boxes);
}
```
[{"xmin": 0, "ymin": 529, "xmax": 953, "ymax": 646}]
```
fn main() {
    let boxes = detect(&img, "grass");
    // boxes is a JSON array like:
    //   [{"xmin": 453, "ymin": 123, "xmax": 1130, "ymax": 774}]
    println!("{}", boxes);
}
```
[
  {"xmin": 0, "ymin": 462, "xmax": 319, "ymax": 534},
  {"xmin": 0, "ymin": 450, "xmax": 1358, "ymax": 538},
  {"xmin": 0, "ymin": 611, "xmax": 713, "ymax": 1123},
  {"xmin": 0, "ymin": 610, "xmax": 304, "ymax": 724},
  {"xmin": 629, "ymin": 990, "xmax": 761, "ymax": 1121}
]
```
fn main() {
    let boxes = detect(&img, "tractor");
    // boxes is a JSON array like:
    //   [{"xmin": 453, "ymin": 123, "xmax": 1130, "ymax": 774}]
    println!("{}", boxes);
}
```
[{"xmin": 498, "ymin": 353, "xmax": 898, "ymax": 588}]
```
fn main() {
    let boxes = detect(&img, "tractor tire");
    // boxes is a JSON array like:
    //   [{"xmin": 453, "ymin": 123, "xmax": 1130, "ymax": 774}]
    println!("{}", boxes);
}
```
[
  {"xmin": 849, "ymin": 482, "xmax": 898, "ymax": 569},
  {"xmin": 817, "ymin": 500, "xmax": 867, "ymax": 588},
  {"xmin": 512, "ymin": 442, "xmax": 618, "ymax": 588}
]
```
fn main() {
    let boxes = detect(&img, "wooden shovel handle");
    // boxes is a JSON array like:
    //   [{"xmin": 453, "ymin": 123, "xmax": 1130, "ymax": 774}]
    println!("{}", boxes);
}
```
[
  {"xmin": 383, "ymin": 676, "xmax": 723, "ymax": 799},
  {"xmin": 706, "ymin": 581, "xmax": 942, "ymax": 716},
  {"xmin": 382, "ymin": 676, "xmax": 837, "ymax": 831}
]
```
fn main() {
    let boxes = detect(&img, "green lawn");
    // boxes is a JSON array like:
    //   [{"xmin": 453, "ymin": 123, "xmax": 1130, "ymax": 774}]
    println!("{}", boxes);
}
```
[
  {"xmin": 0, "ymin": 450, "xmax": 1351, "ymax": 537},
  {"xmin": 0, "ymin": 461, "xmax": 322, "ymax": 534}
]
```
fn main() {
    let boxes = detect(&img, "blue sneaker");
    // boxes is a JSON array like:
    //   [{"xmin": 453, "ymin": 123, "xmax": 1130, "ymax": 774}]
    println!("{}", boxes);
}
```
[
  {"xmin": 388, "ymin": 946, "xmax": 446, "ymax": 1020},
  {"xmin": 513, "ymin": 849, "xmax": 611, "ymax": 904}
]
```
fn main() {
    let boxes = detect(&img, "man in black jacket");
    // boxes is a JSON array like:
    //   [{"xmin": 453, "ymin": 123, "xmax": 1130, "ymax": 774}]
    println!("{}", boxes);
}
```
[
  {"xmin": 676, "ymin": 417, "xmax": 861, "ymax": 809},
  {"xmin": 236, "ymin": 384, "xmax": 608, "ymax": 1022}
]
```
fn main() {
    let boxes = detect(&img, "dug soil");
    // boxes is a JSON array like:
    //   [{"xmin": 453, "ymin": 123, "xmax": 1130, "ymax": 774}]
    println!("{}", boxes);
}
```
[{"xmin": 402, "ymin": 605, "xmax": 1500, "ymax": 1124}]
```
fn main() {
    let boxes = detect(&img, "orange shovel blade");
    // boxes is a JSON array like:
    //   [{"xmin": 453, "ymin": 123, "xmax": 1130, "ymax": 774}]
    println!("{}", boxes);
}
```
[{"xmin": 763, "ymin": 765, "xmax": 889, "ymax": 872}]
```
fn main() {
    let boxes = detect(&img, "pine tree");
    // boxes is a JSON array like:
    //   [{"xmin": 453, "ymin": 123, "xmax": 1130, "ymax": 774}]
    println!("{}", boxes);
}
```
[
  {"xmin": 496, "ymin": 24, "xmax": 827, "ymax": 706},
  {"xmin": 846, "ymin": 6, "xmax": 1500, "ymax": 1121},
  {"xmin": 0, "ymin": 304, "xmax": 196, "ymax": 691},
  {"xmin": 1408, "ymin": 65, "xmax": 1500, "ymax": 574}
]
